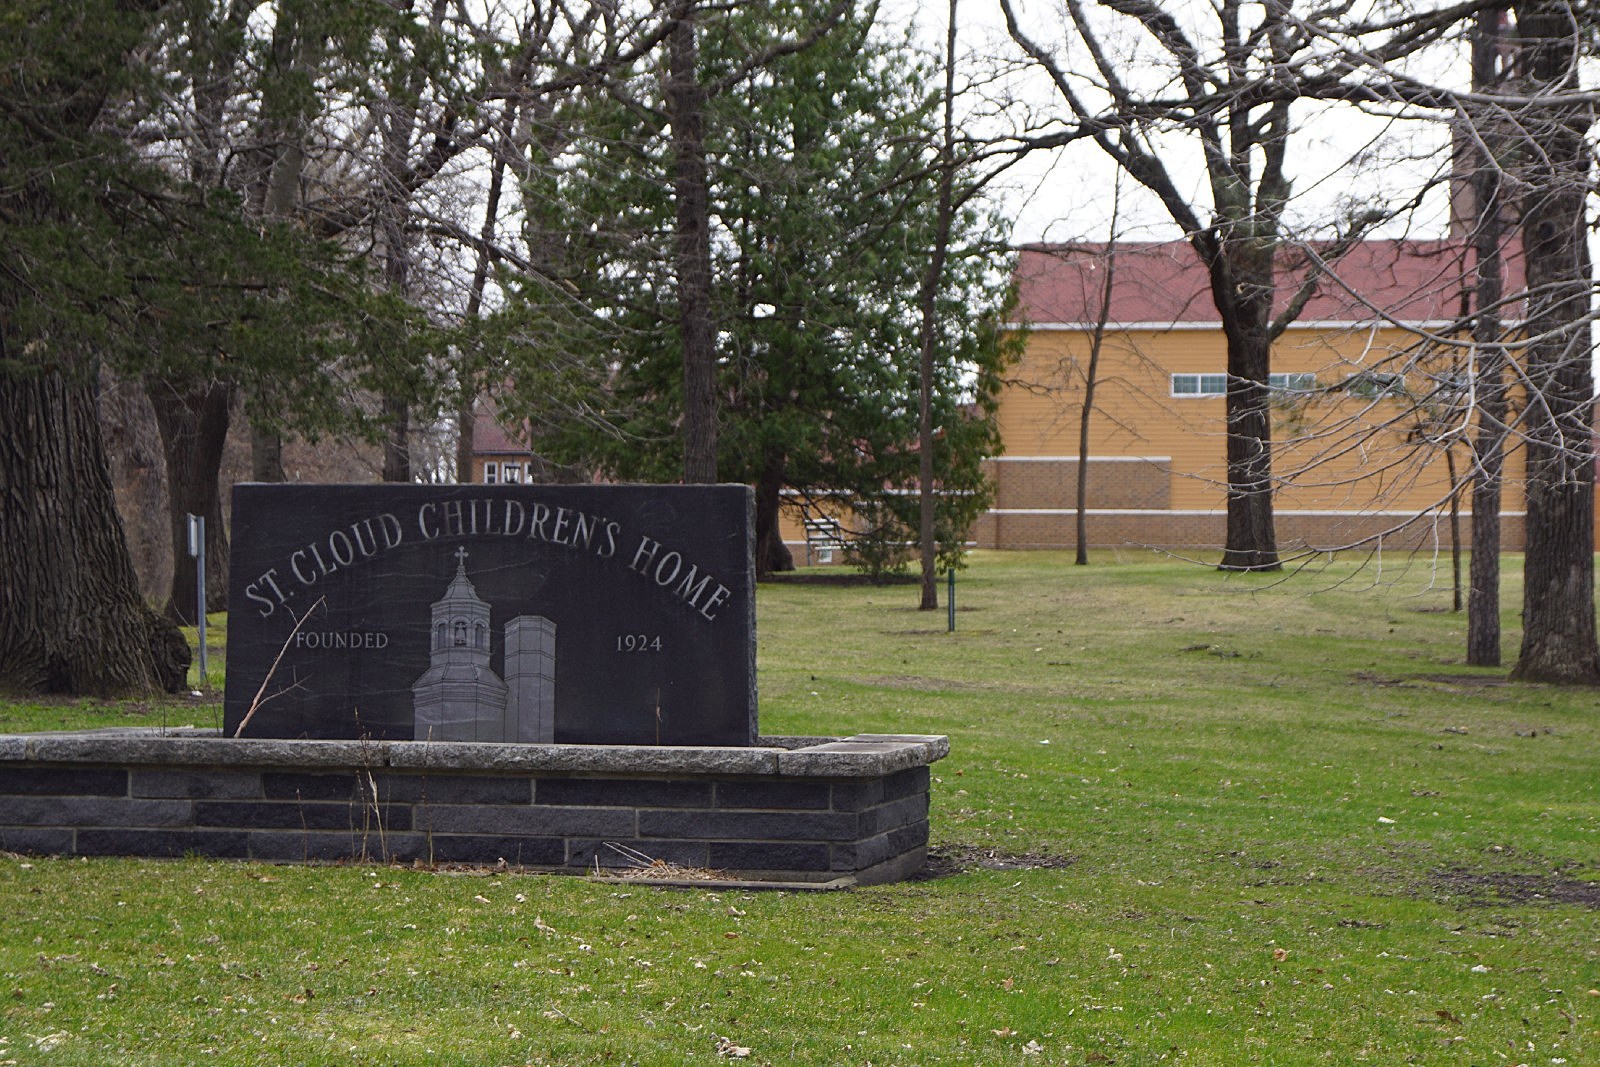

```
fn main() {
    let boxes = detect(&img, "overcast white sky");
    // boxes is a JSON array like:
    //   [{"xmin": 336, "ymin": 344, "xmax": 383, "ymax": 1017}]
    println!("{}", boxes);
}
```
[{"xmin": 899, "ymin": 0, "xmax": 1458, "ymax": 246}]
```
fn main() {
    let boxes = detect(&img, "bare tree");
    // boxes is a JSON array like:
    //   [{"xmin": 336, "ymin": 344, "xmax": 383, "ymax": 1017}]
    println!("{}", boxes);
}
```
[
  {"xmin": 1466, "ymin": 4, "xmax": 1513, "ymax": 666},
  {"xmin": 1000, "ymin": 0, "xmax": 1400, "ymax": 571},
  {"xmin": 916, "ymin": 0, "xmax": 962, "ymax": 609},
  {"xmin": 1506, "ymin": 0, "xmax": 1598, "ymax": 682}
]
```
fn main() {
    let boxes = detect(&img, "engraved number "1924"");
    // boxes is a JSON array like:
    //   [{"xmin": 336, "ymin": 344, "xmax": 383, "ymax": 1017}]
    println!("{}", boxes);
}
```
[{"xmin": 616, "ymin": 634, "xmax": 663, "ymax": 652}]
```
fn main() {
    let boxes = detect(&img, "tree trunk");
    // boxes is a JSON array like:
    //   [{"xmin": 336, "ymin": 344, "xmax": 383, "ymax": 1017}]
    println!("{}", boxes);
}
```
[
  {"xmin": 915, "ymin": 0, "xmax": 961, "ymax": 609},
  {"xmin": 456, "ymin": 399, "xmax": 476, "ymax": 483},
  {"xmin": 667, "ymin": 0, "xmax": 719, "ymax": 484},
  {"xmin": 1466, "ymin": 3, "xmax": 1508, "ymax": 666},
  {"xmin": 1509, "ymin": 0, "xmax": 1599, "ymax": 683},
  {"xmin": 1077, "ymin": 220, "xmax": 1120, "ymax": 567},
  {"xmin": 382, "ymin": 393, "xmax": 411, "ymax": 482},
  {"xmin": 753, "ymin": 449, "xmax": 794, "ymax": 579},
  {"xmin": 147, "ymin": 378, "xmax": 232, "ymax": 623},
  {"xmin": 1217, "ymin": 295, "xmax": 1279, "ymax": 571},
  {"xmin": 251, "ymin": 426, "xmax": 286, "ymax": 482},
  {"xmin": 1, "ymin": 371, "xmax": 189, "ymax": 695}
]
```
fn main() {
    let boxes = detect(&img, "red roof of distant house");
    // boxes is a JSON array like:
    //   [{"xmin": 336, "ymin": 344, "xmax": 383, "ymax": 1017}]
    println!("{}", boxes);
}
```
[
  {"xmin": 473, "ymin": 398, "xmax": 530, "ymax": 455},
  {"xmin": 1014, "ymin": 238, "xmax": 1522, "ymax": 327}
]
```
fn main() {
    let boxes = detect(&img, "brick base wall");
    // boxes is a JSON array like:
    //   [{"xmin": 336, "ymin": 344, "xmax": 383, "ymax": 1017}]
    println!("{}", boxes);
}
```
[
  {"xmin": 975, "ymin": 510, "xmax": 1527, "ymax": 553},
  {"xmin": 0, "ymin": 730, "xmax": 946, "ymax": 887}
]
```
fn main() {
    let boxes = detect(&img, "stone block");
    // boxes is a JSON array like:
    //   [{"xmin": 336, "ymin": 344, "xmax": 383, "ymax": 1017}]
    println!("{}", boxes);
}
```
[
  {"xmin": 858, "ymin": 794, "xmax": 930, "ymax": 837},
  {"xmin": 831, "ymin": 821, "xmax": 928, "ymax": 872},
  {"xmin": 1, "ymin": 796, "xmax": 192, "ymax": 828},
  {"xmin": 777, "ymin": 735, "xmax": 947, "ymax": 778},
  {"xmin": 639, "ymin": 809, "xmax": 857, "ymax": 842},
  {"xmin": 425, "ymin": 834, "xmax": 566, "ymax": 866},
  {"xmin": 0, "ymin": 827, "xmax": 74, "ymax": 854},
  {"xmin": 131, "ymin": 769, "xmax": 260, "ymax": 800},
  {"xmin": 830, "ymin": 778, "xmax": 883, "ymax": 812},
  {"xmin": 411, "ymin": 775, "xmax": 533, "ymax": 805},
  {"xmin": 75, "ymin": 828, "xmax": 250, "ymax": 859},
  {"xmin": 421, "ymin": 804, "xmax": 635, "ymax": 838},
  {"xmin": 707, "ymin": 840, "xmax": 830, "ymax": 873},
  {"xmin": 534, "ymin": 778, "xmax": 712, "ymax": 808},
  {"xmin": 194, "ymin": 800, "xmax": 411, "ymax": 832},
  {"xmin": 0, "ymin": 767, "xmax": 127, "ymax": 796},
  {"xmin": 567, "ymin": 838, "xmax": 711, "ymax": 871},
  {"xmin": 714, "ymin": 779, "xmax": 830, "ymax": 811},
  {"xmin": 882, "ymin": 765, "xmax": 932, "ymax": 802}
]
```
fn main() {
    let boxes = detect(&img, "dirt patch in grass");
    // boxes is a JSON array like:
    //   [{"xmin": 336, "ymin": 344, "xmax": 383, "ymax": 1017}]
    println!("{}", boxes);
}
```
[
  {"xmin": 917, "ymin": 844, "xmax": 1075, "ymax": 879},
  {"xmin": 1432, "ymin": 868, "xmax": 1600, "ymax": 909},
  {"xmin": 1417, "ymin": 673, "xmax": 1515, "ymax": 688}
]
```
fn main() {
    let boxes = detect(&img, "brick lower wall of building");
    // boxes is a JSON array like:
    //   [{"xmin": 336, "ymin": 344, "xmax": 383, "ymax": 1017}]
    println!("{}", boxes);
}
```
[
  {"xmin": 0, "ymin": 731, "xmax": 947, "ymax": 886},
  {"xmin": 975, "ymin": 510, "xmax": 1527, "ymax": 552},
  {"xmin": 991, "ymin": 458, "xmax": 1170, "ymax": 511}
]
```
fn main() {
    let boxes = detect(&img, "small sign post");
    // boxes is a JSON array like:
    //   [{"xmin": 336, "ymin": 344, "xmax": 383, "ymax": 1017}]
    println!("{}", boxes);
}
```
[
  {"xmin": 947, "ymin": 569, "xmax": 956, "ymax": 633},
  {"xmin": 187, "ymin": 513, "xmax": 207, "ymax": 685}
]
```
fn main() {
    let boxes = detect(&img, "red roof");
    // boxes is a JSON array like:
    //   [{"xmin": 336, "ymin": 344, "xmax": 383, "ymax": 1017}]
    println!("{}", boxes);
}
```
[
  {"xmin": 472, "ymin": 398, "xmax": 530, "ymax": 455},
  {"xmin": 1015, "ymin": 238, "xmax": 1522, "ymax": 327}
]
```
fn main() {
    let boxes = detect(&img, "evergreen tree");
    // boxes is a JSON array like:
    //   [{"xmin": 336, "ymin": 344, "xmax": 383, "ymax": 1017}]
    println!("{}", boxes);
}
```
[{"xmin": 513, "ymin": 2, "xmax": 1012, "ymax": 577}]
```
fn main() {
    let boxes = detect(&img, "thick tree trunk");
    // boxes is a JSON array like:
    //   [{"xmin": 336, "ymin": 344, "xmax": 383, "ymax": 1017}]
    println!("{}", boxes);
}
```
[
  {"xmin": 148, "ymin": 378, "xmax": 232, "ymax": 623},
  {"xmin": 1218, "ymin": 304, "xmax": 1279, "ymax": 572},
  {"xmin": 1, "ymin": 371, "xmax": 189, "ymax": 695},
  {"xmin": 667, "ymin": 0, "xmax": 719, "ymax": 484},
  {"xmin": 1509, "ymin": 0, "xmax": 1599, "ymax": 684},
  {"xmin": 251, "ymin": 426, "xmax": 286, "ymax": 482}
]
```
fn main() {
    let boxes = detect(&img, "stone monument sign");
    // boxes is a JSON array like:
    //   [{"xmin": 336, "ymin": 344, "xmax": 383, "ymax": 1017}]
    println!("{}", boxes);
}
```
[{"xmin": 223, "ymin": 484, "xmax": 755, "ymax": 746}]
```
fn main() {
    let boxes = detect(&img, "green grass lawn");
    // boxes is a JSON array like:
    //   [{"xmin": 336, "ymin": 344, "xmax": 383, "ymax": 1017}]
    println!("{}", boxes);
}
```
[{"xmin": 3, "ymin": 551, "xmax": 1597, "ymax": 1065}]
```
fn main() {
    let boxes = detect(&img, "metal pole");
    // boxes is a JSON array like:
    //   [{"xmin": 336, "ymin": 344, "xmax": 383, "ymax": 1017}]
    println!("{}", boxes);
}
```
[
  {"xmin": 188, "ymin": 514, "xmax": 207, "ymax": 686},
  {"xmin": 947, "ymin": 569, "xmax": 955, "ymax": 632}
]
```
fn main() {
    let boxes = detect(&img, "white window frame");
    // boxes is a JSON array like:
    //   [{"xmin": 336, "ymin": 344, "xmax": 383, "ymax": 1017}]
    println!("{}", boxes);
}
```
[
  {"xmin": 1344, "ymin": 371, "xmax": 1405, "ymax": 398},
  {"xmin": 502, "ymin": 462, "xmax": 523, "ymax": 484},
  {"xmin": 483, "ymin": 462, "xmax": 499, "ymax": 485},
  {"xmin": 1171, "ymin": 373, "xmax": 1228, "ymax": 397},
  {"xmin": 1269, "ymin": 372, "xmax": 1317, "ymax": 393},
  {"xmin": 1173, "ymin": 372, "xmax": 1318, "ymax": 398}
]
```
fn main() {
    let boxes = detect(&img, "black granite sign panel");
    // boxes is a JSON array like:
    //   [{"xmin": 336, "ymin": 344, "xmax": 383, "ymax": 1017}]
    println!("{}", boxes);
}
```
[{"xmin": 222, "ymin": 484, "xmax": 756, "ymax": 746}]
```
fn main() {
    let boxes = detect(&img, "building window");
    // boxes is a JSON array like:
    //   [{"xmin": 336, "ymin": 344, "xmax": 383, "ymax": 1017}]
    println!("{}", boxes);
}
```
[
  {"xmin": 1344, "ymin": 371, "xmax": 1405, "ymax": 398},
  {"xmin": 483, "ymin": 462, "xmax": 499, "ymax": 485},
  {"xmin": 1269, "ymin": 372, "xmax": 1317, "ymax": 393},
  {"xmin": 1173, "ymin": 372, "xmax": 1317, "ymax": 397},
  {"xmin": 1171, "ymin": 373, "xmax": 1228, "ymax": 397},
  {"xmin": 502, "ymin": 463, "xmax": 523, "ymax": 484}
]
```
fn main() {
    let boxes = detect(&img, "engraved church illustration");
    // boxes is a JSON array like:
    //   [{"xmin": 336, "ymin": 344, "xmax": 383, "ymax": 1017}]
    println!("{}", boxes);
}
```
[{"xmin": 412, "ymin": 548, "xmax": 556, "ymax": 742}]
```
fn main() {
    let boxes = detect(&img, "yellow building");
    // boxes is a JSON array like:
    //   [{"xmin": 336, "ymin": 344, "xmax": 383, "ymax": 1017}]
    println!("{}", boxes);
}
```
[{"xmin": 976, "ymin": 239, "xmax": 1534, "ymax": 554}]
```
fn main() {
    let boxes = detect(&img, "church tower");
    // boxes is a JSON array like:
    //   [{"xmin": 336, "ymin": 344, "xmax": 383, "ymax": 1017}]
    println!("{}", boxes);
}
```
[{"xmin": 412, "ymin": 548, "xmax": 509, "ymax": 741}]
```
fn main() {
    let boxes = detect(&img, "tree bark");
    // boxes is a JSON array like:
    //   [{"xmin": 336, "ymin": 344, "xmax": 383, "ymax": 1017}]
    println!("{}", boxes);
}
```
[
  {"xmin": 667, "ymin": 0, "xmax": 719, "ymax": 484},
  {"xmin": 251, "ymin": 426, "xmax": 286, "ymax": 482},
  {"xmin": 147, "ymin": 378, "xmax": 232, "ymax": 623},
  {"xmin": 381, "ymin": 393, "xmax": 412, "ymax": 482},
  {"xmin": 1210, "ymin": 244, "xmax": 1280, "ymax": 572},
  {"xmin": 915, "ymin": 0, "xmax": 960, "ymax": 609},
  {"xmin": 1509, "ymin": 0, "xmax": 1599, "ymax": 683},
  {"xmin": 753, "ymin": 449, "xmax": 794, "ymax": 579},
  {"xmin": 1466, "ymin": 4, "xmax": 1508, "ymax": 666},
  {"xmin": 1, "ymin": 371, "xmax": 189, "ymax": 695}
]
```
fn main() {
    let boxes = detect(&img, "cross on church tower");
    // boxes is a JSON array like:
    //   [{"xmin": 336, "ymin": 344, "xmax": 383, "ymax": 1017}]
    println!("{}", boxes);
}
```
[{"xmin": 454, "ymin": 546, "xmax": 469, "ymax": 567}]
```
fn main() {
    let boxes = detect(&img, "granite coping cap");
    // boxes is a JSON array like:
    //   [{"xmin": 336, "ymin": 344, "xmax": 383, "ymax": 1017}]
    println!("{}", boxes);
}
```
[{"xmin": 0, "ymin": 729, "xmax": 946, "ymax": 779}]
